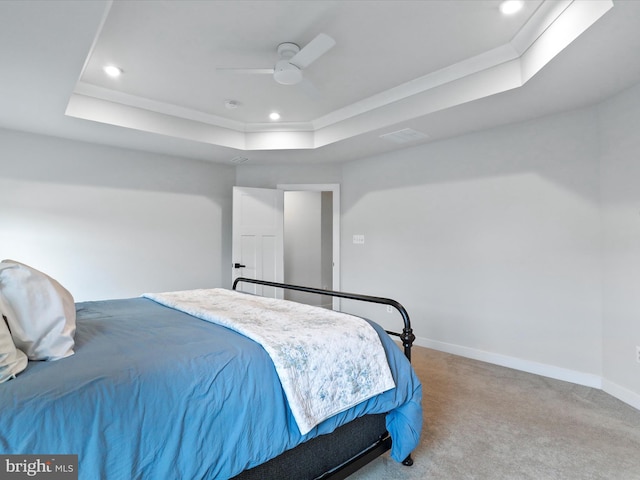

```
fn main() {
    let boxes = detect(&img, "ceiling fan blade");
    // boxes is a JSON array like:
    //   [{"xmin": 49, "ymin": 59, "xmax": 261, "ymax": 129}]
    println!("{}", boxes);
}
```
[
  {"xmin": 298, "ymin": 77, "xmax": 322, "ymax": 100},
  {"xmin": 216, "ymin": 68, "xmax": 275, "ymax": 75},
  {"xmin": 289, "ymin": 33, "xmax": 336, "ymax": 70}
]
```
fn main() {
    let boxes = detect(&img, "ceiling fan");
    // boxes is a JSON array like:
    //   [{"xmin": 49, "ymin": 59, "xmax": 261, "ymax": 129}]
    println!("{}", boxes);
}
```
[{"xmin": 217, "ymin": 33, "xmax": 336, "ymax": 87}]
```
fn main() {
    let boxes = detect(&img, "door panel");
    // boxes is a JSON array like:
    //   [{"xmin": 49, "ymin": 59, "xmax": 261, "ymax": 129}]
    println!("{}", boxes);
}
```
[{"xmin": 232, "ymin": 187, "xmax": 284, "ymax": 298}]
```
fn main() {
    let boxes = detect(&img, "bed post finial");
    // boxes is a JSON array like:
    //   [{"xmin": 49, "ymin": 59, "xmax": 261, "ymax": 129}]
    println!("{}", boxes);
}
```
[{"xmin": 401, "ymin": 327, "xmax": 415, "ymax": 361}]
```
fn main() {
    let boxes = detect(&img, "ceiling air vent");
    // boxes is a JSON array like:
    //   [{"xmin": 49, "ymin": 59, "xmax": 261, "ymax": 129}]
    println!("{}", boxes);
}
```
[{"xmin": 379, "ymin": 128, "xmax": 428, "ymax": 144}]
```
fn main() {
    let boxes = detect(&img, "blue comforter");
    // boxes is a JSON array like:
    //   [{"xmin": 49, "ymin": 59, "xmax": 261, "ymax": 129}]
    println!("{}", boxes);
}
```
[{"xmin": 0, "ymin": 297, "xmax": 422, "ymax": 479}]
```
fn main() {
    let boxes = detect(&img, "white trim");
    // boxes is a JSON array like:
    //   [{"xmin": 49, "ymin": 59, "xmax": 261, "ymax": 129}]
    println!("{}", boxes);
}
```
[
  {"xmin": 415, "ymin": 336, "xmax": 640, "ymax": 411},
  {"xmin": 602, "ymin": 379, "xmax": 640, "ymax": 411},
  {"xmin": 277, "ymin": 184, "xmax": 340, "ymax": 310},
  {"xmin": 415, "ymin": 336, "xmax": 602, "ymax": 388}
]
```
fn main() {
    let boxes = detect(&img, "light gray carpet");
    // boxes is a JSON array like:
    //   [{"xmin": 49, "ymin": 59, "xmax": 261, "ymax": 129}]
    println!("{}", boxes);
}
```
[{"xmin": 348, "ymin": 347, "xmax": 640, "ymax": 479}]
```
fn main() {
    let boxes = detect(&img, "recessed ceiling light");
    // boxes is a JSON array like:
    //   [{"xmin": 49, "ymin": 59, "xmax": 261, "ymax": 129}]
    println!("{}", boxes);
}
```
[
  {"xmin": 269, "ymin": 112, "xmax": 281, "ymax": 121},
  {"xmin": 499, "ymin": 0, "xmax": 523, "ymax": 15},
  {"xmin": 103, "ymin": 65, "xmax": 123, "ymax": 77}
]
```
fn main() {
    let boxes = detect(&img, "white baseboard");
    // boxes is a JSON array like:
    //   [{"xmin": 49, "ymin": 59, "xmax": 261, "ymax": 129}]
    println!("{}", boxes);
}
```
[
  {"xmin": 602, "ymin": 379, "xmax": 640, "ymax": 411},
  {"xmin": 415, "ymin": 336, "xmax": 640, "ymax": 411},
  {"xmin": 414, "ymin": 336, "xmax": 603, "ymax": 388}
]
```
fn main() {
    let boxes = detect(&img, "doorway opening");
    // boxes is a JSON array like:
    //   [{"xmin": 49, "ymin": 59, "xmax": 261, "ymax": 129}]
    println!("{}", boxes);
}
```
[{"xmin": 278, "ymin": 184, "xmax": 340, "ymax": 309}]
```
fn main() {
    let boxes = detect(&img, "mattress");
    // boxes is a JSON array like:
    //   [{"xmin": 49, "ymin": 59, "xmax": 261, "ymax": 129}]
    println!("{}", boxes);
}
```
[{"xmin": 0, "ymin": 296, "xmax": 422, "ymax": 479}]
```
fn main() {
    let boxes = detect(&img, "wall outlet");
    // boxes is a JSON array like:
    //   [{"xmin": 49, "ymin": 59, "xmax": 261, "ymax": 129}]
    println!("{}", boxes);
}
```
[
  {"xmin": 352, "ymin": 234, "xmax": 365, "ymax": 244},
  {"xmin": 636, "ymin": 346, "xmax": 640, "ymax": 364},
  {"xmin": 386, "ymin": 305, "xmax": 393, "ymax": 314}
]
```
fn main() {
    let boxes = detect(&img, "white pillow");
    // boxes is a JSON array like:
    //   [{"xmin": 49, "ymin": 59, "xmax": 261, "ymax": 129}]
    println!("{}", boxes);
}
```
[
  {"xmin": 0, "ymin": 313, "xmax": 28, "ymax": 382},
  {"xmin": 0, "ymin": 260, "xmax": 76, "ymax": 361}
]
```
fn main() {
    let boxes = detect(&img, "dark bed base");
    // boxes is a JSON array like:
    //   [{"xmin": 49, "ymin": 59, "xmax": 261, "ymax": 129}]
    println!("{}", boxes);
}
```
[
  {"xmin": 232, "ymin": 414, "xmax": 389, "ymax": 480},
  {"xmin": 231, "ymin": 278, "xmax": 415, "ymax": 480}
]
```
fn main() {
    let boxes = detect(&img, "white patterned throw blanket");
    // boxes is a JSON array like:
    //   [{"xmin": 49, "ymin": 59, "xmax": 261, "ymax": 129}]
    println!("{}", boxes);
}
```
[{"xmin": 143, "ymin": 288, "xmax": 396, "ymax": 434}]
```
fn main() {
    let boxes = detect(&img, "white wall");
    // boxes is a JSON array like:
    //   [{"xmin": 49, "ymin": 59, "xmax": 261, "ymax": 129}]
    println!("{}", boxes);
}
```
[
  {"xmin": 236, "ymin": 163, "xmax": 342, "ymax": 188},
  {"xmin": 0, "ymin": 128, "xmax": 234, "ymax": 301},
  {"xmin": 340, "ymin": 108, "xmax": 604, "ymax": 386},
  {"xmin": 599, "ymin": 82, "xmax": 640, "ymax": 406}
]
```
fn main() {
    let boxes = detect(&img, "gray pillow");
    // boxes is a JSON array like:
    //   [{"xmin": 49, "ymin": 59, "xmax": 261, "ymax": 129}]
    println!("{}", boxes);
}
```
[{"xmin": 0, "ymin": 260, "xmax": 76, "ymax": 361}]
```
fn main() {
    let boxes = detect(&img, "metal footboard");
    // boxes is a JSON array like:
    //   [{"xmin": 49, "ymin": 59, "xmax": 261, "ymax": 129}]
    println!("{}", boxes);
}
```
[{"xmin": 231, "ymin": 277, "xmax": 415, "ymax": 362}]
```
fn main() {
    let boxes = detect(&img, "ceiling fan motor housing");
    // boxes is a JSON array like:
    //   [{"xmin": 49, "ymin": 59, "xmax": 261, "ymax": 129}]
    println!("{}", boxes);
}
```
[{"xmin": 277, "ymin": 42, "xmax": 300, "ymax": 59}]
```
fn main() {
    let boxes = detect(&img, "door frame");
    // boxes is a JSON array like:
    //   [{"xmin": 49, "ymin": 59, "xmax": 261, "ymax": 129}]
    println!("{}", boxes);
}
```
[{"xmin": 278, "ymin": 183, "xmax": 340, "ymax": 308}]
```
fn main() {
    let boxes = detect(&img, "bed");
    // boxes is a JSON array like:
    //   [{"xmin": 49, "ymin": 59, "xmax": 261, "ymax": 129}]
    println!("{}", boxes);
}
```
[{"xmin": 0, "ymin": 272, "xmax": 422, "ymax": 480}]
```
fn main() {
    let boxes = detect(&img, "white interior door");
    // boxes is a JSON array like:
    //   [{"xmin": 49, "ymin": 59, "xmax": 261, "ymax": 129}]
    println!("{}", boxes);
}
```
[{"xmin": 232, "ymin": 187, "xmax": 284, "ymax": 298}]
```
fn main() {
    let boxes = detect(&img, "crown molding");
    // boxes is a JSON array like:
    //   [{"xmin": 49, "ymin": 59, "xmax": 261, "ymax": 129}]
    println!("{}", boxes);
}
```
[{"xmin": 66, "ymin": 0, "xmax": 613, "ymax": 151}]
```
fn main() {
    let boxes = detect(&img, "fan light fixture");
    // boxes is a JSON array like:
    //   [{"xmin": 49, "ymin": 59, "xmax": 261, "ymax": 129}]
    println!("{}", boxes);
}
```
[{"xmin": 274, "ymin": 59, "xmax": 303, "ymax": 86}]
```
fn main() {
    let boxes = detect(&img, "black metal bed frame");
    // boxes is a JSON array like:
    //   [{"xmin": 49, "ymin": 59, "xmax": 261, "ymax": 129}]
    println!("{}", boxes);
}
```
[{"xmin": 231, "ymin": 277, "xmax": 416, "ymax": 479}]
